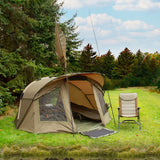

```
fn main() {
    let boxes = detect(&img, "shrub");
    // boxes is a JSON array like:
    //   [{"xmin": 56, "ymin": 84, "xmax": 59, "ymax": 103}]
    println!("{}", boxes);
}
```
[
  {"xmin": 0, "ymin": 87, "xmax": 15, "ymax": 115},
  {"xmin": 103, "ymin": 77, "xmax": 115, "ymax": 90},
  {"xmin": 157, "ymin": 79, "xmax": 160, "ymax": 92}
]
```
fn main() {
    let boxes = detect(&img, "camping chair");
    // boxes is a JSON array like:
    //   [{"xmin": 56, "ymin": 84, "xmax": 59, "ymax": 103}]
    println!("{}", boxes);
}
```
[{"xmin": 118, "ymin": 93, "xmax": 141, "ymax": 130}]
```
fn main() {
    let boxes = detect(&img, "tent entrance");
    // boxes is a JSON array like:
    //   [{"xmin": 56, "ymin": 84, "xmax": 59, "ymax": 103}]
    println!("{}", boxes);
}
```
[
  {"xmin": 74, "ymin": 118, "xmax": 116, "ymax": 138},
  {"xmin": 70, "ymin": 103, "xmax": 116, "ymax": 138},
  {"xmin": 71, "ymin": 103, "xmax": 116, "ymax": 138},
  {"xmin": 71, "ymin": 103, "xmax": 102, "ymax": 132},
  {"xmin": 74, "ymin": 118, "xmax": 103, "ymax": 133}
]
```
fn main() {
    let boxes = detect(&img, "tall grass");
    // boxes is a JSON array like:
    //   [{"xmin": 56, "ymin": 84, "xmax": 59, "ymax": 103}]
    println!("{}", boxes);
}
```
[{"xmin": 0, "ymin": 87, "xmax": 160, "ymax": 158}]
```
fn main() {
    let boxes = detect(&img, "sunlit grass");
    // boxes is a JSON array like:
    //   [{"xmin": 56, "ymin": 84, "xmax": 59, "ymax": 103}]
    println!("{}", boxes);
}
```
[
  {"xmin": 0, "ymin": 87, "xmax": 160, "ymax": 158},
  {"xmin": 104, "ymin": 87, "xmax": 160, "ymax": 149}
]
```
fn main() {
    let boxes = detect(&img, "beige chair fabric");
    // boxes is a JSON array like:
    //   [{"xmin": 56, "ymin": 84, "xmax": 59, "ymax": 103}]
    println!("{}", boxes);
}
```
[{"xmin": 118, "ymin": 93, "xmax": 141, "ymax": 130}]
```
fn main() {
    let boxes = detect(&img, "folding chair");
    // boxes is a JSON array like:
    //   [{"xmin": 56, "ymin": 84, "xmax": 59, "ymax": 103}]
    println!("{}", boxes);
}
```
[{"xmin": 118, "ymin": 93, "xmax": 141, "ymax": 130}]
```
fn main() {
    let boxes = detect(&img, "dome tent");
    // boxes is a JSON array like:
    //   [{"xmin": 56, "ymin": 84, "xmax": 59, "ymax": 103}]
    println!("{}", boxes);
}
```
[{"xmin": 15, "ymin": 72, "xmax": 112, "ymax": 136}]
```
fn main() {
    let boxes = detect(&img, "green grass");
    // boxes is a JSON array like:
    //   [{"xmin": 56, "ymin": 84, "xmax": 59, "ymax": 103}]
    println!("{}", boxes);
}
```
[{"xmin": 0, "ymin": 87, "xmax": 160, "ymax": 158}]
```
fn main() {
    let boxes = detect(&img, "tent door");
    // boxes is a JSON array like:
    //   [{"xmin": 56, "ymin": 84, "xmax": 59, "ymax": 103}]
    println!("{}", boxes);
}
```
[{"xmin": 92, "ymin": 85, "xmax": 111, "ymax": 126}]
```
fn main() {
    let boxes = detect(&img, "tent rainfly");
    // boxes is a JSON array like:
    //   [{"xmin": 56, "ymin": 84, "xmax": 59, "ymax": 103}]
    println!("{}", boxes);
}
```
[{"xmin": 15, "ymin": 72, "xmax": 111, "ymax": 134}]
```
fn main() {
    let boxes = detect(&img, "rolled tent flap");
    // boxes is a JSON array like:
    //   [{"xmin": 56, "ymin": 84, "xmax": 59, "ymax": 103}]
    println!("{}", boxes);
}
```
[{"xmin": 55, "ymin": 20, "xmax": 67, "ymax": 69}]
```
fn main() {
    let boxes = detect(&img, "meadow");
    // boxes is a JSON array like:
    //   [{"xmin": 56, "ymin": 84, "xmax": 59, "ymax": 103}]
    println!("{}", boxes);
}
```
[{"xmin": 0, "ymin": 87, "xmax": 160, "ymax": 159}]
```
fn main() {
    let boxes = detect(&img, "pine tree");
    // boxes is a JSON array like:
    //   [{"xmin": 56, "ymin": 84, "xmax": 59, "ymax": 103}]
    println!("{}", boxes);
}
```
[
  {"xmin": 61, "ymin": 14, "xmax": 82, "ymax": 72},
  {"xmin": 80, "ymin": 44, "xmax": 97, "ymax": 72},
  {"xmin": 100, "ymin": 50, "xmax": 115, "ymax": 78},
  {"xmin": 114, "ymin": 48, "xmax": 135, "ymax": 78}
]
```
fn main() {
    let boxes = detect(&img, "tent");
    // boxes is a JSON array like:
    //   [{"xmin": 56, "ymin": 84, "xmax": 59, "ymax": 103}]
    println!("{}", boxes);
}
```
[{"xmin": 15, "ymin": 72, "xmax": 111, "ymax": 135}]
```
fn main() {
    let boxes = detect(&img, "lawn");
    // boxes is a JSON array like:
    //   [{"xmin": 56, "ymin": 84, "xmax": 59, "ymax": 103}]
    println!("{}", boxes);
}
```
[{"xmin": 0, "ymin": 87, "xmax": 160, "ymax": 158}]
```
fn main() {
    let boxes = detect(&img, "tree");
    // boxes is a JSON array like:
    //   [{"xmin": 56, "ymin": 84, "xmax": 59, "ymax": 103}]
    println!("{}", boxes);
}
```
[
  {"xmin": 0, "ymin": 0, "xmax": 59, "ymax": 67},
  {"xmin": 80, "ymin": 44, "xmax": 97, "ymax": 72},
  {"xmin": 141, "ymin": 53, "xmax": 159, "ymax": 85},
  {"xmin": 113, "ymin": 48, "xmax": 135, "ymax": 79},
  {"xmin": 100, "ymin": 50, "xmax": 115, "ymax": 78},
  {"xmin": 61, "ymin": 14, "xmax": 82, "ymax": 72},
  {"xmin": 0, "ymin": 0, "xmax": 83, "ymax": 114},
  {"xmin": 131, "ymin": 50, "xmax": 145, "ymax": 86},
  {"xmin": 0, "ymin": 0, "xmax": 82, "ymax": 69}
]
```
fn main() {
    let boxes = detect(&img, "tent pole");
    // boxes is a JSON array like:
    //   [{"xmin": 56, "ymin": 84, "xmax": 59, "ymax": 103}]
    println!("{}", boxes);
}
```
[{"xmin": 107, "ymin": 90, "xmax": 116, "ymax": 125}]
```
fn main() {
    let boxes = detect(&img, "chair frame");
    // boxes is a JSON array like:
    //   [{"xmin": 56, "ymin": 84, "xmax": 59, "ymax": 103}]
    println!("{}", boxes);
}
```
[{"xmin": 118, "ymin": 93, "xmax": 141, "ymax": 130}]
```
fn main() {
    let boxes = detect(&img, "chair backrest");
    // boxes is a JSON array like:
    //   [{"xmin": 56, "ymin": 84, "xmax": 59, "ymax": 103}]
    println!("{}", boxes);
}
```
[{"xmin": 119, "ymin": 93, "xmax": 138, "ymax": 117}]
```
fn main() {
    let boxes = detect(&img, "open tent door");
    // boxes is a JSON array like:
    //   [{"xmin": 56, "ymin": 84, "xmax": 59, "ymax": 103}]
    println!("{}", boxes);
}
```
[
  {"xmin": 79, "ymin": 85, "xmax": 116, "ymax": 138},
  {"xmin": 69, "ymin": 80, "xmax": 116, "ymax": 138},
  {"xmin": 92, "ymin": 85, "xmax": 111, "ymax": 126}
]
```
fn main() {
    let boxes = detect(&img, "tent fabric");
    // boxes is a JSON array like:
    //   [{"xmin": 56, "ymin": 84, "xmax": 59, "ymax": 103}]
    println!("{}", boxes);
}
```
[
  {"xmin": 15, "ymin": 72, "xmax": 111, "ymax": 134},
  {"xmin": 92, "ymin": 85, "xmax": 111, "ymax": 126},
  {"xmin": 71, "ymin": 103, "xmax": 100, "ymax": 120},
  {"xmin": 55, "ymin": 20, "xmax": 66, "ymax": 68}
]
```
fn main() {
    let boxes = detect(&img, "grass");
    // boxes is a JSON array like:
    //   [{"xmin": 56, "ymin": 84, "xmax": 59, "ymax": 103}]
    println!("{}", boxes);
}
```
[{"xmin": 0, "ymin": 87, "xmax": 160, "ymax": 158}]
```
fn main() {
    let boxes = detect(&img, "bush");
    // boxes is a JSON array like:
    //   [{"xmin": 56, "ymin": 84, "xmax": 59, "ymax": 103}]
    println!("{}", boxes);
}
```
[
  {"xmin": 157, "ymin": 79, "xmax": 160, "ymax": 92},
  {"xmin": 103, "ymin": 77, "xmax": 115, "ymax": 90},
  {"xmin": 112, "ymin": 79, "xmax": 128, "ymax": 88},
  {"xmin": 0, "ymin": 87, "xmax": 15, "ymax": 115}
]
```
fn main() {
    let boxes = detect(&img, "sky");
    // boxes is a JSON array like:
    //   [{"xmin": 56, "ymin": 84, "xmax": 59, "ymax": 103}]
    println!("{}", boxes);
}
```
[{"xmin": 57, "ymin": 0, "xmax": 160, "ymax": 57}]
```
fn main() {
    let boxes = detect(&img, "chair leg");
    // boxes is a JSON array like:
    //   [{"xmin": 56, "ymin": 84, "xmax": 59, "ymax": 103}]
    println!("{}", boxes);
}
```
[
  {"xmin": 118, "ymin": 114, "xmax": 120, "ymax": 130},
  {"xmin": 118, "ymin": 108, "xmax": 120, "ymax": 130},
  {"xmin": 138, "ymin": 115, "xmax": 141, "ymax": 130}
]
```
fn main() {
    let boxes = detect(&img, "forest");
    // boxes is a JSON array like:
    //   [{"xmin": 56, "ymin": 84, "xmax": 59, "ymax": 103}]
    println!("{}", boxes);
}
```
[{"xmin": 0, "ymin": 0, "xmax": 160, "ymax": 115}]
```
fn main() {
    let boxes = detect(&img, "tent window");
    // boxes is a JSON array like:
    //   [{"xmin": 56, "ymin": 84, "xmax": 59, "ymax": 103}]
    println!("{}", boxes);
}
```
[
  {"xmin": 39, "ymin": 88, "xmax": 67, "ymax": 121},
  {"xmin": 96, "ymin": 89, "xmax": 107, "ymax": 115}
]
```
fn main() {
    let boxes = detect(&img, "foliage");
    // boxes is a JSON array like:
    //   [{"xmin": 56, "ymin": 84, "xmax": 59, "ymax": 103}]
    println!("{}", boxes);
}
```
[
  {"xmin": 95, "ymin": 50, "xmax": 115, "ymax": 78},
  {"xmin": 0, "ymin": 0, "xmax": 82, "ymax": 115},
  {"xmin": 80, "ymin": 44, "xmax": 97, "ymax": 72},
  {"xmin": 0, "ymin": 86, "xmax": 15, "ymax": 115},
  {"xmin": 61, "ymin": 14, "xmax": 82, "ymax": 72},
  {"xmin": 103, "ymin": 77, "xmax": 115, "ymax": 90},
  {"xmin": 113, "ymin": 48, "xmax": 135, "ymax": 79},
  {"xmin": 157, "ymin": 80, "xmax": 160, "ymax": 91}
]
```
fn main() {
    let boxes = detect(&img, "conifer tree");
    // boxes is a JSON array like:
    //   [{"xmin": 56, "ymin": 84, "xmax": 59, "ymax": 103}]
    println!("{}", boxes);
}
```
[
  {"xmin": 100, "ymin": 50, "xmax": 115, "ymax": 78},
  {"xmin": 113, "ymin": 48, "xmax": 134, "ymax": 78},
  {"xmin": 80, "ymin": 44, "xmax": 97, "ymax": 72}
]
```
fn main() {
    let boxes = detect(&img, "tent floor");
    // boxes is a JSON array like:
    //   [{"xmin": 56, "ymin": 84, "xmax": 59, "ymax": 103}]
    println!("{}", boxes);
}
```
[{"xmin": 74, "ymin": 119, "xmax": 104, "ymax": 132}]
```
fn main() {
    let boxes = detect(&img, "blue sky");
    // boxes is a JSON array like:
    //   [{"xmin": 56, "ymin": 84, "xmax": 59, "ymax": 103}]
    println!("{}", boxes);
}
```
[{"xmin": 57, "ymin": 0, "xmax": 160, "ymax": 57}]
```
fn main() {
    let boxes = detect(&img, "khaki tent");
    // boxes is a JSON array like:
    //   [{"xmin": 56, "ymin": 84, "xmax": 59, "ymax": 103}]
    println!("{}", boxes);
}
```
[{"xmin": 15, "ymin": 72, "xmax": 111, "ymax": 134}]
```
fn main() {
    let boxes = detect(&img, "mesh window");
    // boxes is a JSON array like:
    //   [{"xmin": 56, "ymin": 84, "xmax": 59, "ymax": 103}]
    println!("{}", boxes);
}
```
[
  {"xmin": 39, "ymin": 88, "xmax": 67, "ymax": 121},
  {"xmin": 96, "ymin": 89, "xmax": 107, "ymax": 116}
]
